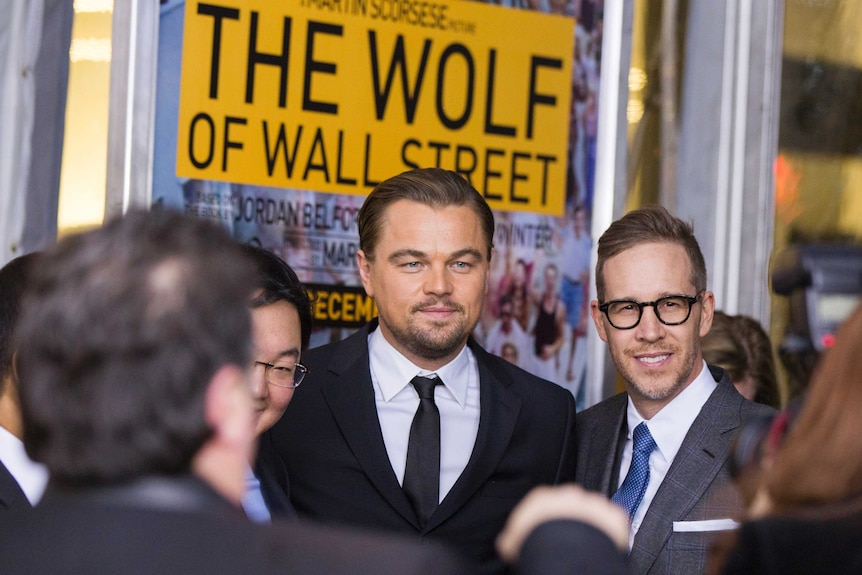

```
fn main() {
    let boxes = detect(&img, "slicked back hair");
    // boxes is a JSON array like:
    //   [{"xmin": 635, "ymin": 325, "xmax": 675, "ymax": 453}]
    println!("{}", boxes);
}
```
[
  {"xmin": 595, "ymin": 205, "xmax": 707, "ymax": 301},
  {"xmin": 356, "ymin": 168, "xmax": 495, "ymax": 262},
  {"xmin": 241, "ymin": 244, "xmax": 313, "ymax": 349}
]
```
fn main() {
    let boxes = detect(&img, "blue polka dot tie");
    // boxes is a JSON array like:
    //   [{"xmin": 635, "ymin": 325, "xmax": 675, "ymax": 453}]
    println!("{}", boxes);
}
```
[{"xmin": 611, "ymin": 422, "xmax": 657, "ymax": 519}]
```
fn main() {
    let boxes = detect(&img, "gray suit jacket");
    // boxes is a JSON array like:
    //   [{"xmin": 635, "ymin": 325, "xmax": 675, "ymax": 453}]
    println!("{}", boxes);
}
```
[{"xmin": 575, "ymin": 365, "xmax": 774, "ymax": 575}]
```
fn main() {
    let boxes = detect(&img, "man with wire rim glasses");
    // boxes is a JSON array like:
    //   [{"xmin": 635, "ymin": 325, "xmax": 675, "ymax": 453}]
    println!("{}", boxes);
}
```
[
  {"xmin": 574, "ymin": 206, "xmax": 773, "ymax": 575},
  {"xmin": 252, "ymin": 361, "xmax": 309, "ymax": 389},
  {"xmin": 243, "ymin": 244, "xmax": 313, "ymax": 522}
]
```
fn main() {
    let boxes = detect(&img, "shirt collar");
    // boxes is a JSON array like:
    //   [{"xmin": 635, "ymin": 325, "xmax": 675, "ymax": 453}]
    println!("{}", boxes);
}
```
[
  {"xmin": 368, "ymin": 326, "xmax": 473, "ymax": 408},
  {"xmin": 625, "ymin": 360, "xmax": 717, "ymax": 463},
  {"xmin": 0, "ymin": 424, "xmax": 49, "ymax": 504}
]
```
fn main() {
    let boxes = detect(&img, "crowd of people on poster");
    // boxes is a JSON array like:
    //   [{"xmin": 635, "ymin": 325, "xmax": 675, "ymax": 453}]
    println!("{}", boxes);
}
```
[{"xmin": 155, "ymin": 0, "xmax": 604, "ymax": 404}]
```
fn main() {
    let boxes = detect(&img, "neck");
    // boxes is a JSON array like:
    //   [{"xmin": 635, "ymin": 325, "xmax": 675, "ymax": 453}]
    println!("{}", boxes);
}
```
[
  {"xmin": 629, "ymin": 365, "xmax": 703, "ymax": 420},
  {"xmin": 0, "ymin": 378, "xmax": 23, "ymax": 439},
  {"xmin": 631, "ymin": 398, "xmax": 666, "ymax": 421}
]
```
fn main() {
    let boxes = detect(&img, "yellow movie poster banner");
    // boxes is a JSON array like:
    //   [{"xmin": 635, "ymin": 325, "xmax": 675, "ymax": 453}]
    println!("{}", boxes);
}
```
[{"xmin": 176, "ymin": 0, "xmax": 574, "ymax": 215}]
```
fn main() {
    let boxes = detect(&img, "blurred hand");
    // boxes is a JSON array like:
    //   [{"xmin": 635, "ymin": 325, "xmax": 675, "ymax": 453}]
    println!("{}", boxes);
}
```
[{"xmin": 497, "ymin": 484, "xmax": 629, "ymax": 563}]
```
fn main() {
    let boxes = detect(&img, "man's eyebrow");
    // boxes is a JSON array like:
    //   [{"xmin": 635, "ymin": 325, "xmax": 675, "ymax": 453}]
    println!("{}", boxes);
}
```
[
  {"xmin": 450, "ymin": 248, "xmax": 484, "ymax": 262},
  {"xmin": 386, "ymin": 248, "xmax": 485, "ymax": 263},
  {"xmin": 387, "ymin": 249, "xmax": 427, "ymax": 263},
  {"xmin": 275, "ymin": 348, "xmax": 300, "ymax": 360}
]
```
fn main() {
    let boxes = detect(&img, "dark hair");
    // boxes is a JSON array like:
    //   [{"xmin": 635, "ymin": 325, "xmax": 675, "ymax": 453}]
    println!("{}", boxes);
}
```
[
  {"xmin": 15, "ymin": 209, "xmax": 254, "ymax": 486},
  {"xmin": 241, "ymin": 244, "xmax": 313, "ymax": 349},
  {"xmin": 595, "ymin": 205, "xmax": 706, "ymax": 301},
  {"xmin": 356, "ymin": 168, "xmax": 495, "ymax": 262},
  {"xmin": 702, "ymin": 311, "xmax": 780, "ymax": 408},
  {"xmin": 0, "ymin": 253, "xmax": 40, "ymax": 390}
]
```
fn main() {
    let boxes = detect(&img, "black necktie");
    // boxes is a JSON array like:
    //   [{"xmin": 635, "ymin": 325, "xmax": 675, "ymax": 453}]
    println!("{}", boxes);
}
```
[{"xmin": 402, "ymin": 375, "xmax": 442, "ymax": 527}]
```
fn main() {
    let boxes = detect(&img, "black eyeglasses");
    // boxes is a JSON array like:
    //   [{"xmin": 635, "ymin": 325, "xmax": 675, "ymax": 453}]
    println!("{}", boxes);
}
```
[
  {"xmin": 598, "ymin": 293, "xmax": 702, "ymax": 330},
  {"xmin": 253, "ymin": 361, "xmax": 309, "ymax": 388}
]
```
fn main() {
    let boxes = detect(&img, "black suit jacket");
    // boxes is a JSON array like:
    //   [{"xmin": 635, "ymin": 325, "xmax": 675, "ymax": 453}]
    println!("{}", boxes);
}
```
[
  {"xmin": 516, "ymin": 519, "xmax": 631, "ymax": 575},
  {"xmin": 266, "ymin": 320, "xmax": 577, "ymax": 573},
  {"xmin": 0, "ymin": 475, "xmax": 470, "ymax": 575},
  {"xmin": 575, "ymin": 366, "xmax": 775, "ymax": 575},
  {"xmin": 0, "ymin": 460, "xmax": 31, "ymax": 512}
]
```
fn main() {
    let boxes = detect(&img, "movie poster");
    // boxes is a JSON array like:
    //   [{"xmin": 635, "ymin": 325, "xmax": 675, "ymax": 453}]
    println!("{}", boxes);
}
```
[{"xmin": 154, "ymin": 0, "xmax": 603, "ymax": 404}]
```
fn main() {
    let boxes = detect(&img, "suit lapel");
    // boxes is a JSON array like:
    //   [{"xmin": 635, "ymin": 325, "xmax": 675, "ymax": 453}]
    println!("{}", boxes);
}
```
[
  {"xmin": 319, "ymin": 323, "xmax": 420, "ymax": 528},
  {"xmin": 424, "ymin": 342, "xmax": 521, "ymax": 532},
  {"xmin": 582, "ymin": 393, "xmax": 628, "ymax": 496},
  {"xmin": 630, "ymin": 372, "xmax": 745, "ymax": 573},
  {"xmin": 0, "ymin": 460, "xmax": 30, "ymax": 511}
]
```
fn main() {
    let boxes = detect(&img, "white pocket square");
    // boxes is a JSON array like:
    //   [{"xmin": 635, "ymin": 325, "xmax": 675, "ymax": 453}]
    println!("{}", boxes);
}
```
[{"xmin": 672, "ymin": 519, "xmax": 740, "ymax": 532}]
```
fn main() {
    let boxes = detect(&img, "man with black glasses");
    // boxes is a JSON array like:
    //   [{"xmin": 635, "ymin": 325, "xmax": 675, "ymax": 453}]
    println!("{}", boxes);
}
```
[{"xmin": 575, "ymin": 206, "xmax": 773, "ymax": 575}]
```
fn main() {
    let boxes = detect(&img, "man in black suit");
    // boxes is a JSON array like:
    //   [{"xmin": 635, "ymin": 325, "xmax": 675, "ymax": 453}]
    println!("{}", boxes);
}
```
[
  {"xmin": 576, "ymin": 206, "xmax": 773, "ymax": 574},
  {"xmin": 267, "ymin": 168, "xmax": 577, "ymax": 573},
  {"xmin": 0, "ymin": 253, "xmax": 48, "ymax": 512},
  {"xmin": 0, "ymin": 210, "xmax": 467, "ymax": 575},
  {"xmin": 242, "ymin": 244, "xmax": 313, "ymax": 521}
]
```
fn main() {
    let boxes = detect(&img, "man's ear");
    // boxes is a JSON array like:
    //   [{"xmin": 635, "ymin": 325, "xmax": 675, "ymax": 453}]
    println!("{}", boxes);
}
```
[
  {"xmin": 356, "ymin": 249, "xmax": 375, "ymax": 298},
  {"xmin": 203, "ymin": 365, "xmax": 251, "ymax": 446},
  {"xmin": 698, "ymin": 290, "xmax": 716, "ymax": 338},
  {"xmin": 590, "ymin": 300, "xmax": 609, "ymax": 343},
  {"xmin": 194, "ymin": 364, "xmax": 253, "ymax": 506}
]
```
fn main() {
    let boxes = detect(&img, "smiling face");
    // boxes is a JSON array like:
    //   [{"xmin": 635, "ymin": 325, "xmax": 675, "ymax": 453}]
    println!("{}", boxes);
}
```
[
  {"xmin": 357, "ymin": 199, "xmax": 490, "ymax": 371},
  {"xmin": 250, "ymin": 299, "xmax": 302, "ymax": 436},
  {"xmin": 591, "ymin": 242, "xmax": 714, "ymax": 418}
]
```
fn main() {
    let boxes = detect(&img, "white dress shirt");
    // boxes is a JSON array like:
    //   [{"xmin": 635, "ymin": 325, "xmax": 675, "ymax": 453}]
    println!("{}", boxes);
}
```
[
  {"xmin": 0, "ymin": 424, "xmax": 49, "ymax": 505},
  {"xmin": 368, "ymin": 328, "xmax": 481, "ymax": 503},
  {"xmin": 618, "ymin": 360, "xmax": 717, "ymax": 548}
]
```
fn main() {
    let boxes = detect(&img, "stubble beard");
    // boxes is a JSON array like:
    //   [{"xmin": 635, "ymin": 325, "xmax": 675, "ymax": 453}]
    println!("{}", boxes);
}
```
[
  {"xmin": 382, "ymin": 301, "xmax": 473, "ymax": 362},
  {"xmin": 612, "ymin": 342, "xmax": 701, "ymax": 402}
]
